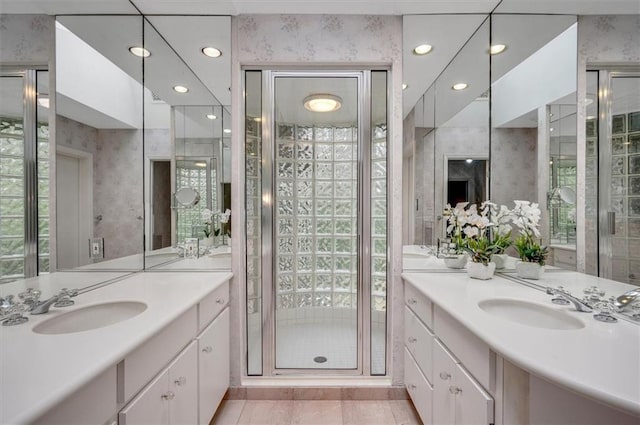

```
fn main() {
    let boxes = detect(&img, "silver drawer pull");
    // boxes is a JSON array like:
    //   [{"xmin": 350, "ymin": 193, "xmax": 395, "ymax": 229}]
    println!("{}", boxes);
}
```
[
  {"xmin": 407, "ymin": 298, "xmax": 417, "ymax": 305},
  {"xmin": 449, "ymin": 386, "xmax": 462, "ymax": 395},
  {"xmin": 216, "ymin": 298, "xmax": 225, "ymax": 304},
  {"xmin": 439, "ymin": 372, "xmax": 451, "ymax": 380},
  {"xmin": 407, "ymin": 337, "xmax": 417, "ymax": 343},
  {"xmin": 161, "ymin": 391, "xmax": 175, "ymax": 400},
  {"xmin": 174, "ymin": 376, "xmax": 187, "ymax": 386},
  {"xmin": 202, "ymin": 346, "xmax": 213, "ymax": 353}
]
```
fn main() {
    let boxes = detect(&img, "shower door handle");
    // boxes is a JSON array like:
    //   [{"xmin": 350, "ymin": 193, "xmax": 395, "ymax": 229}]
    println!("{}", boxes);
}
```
[{"xmin": 608, "ymin": 212, "xmax": 616, "ymax": 235}]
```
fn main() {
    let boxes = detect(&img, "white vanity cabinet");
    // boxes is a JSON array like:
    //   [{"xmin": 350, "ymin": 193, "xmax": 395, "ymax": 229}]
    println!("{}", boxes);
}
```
[
  {"xmin": 433, "ymin": 339, "xmax": 494, "ymax": 425},
  {"xmin": 119, "ymin": 341, "xmax": 197, "ymax": 425},
  {"xmin": 198, "ymin": 307, "xmax": 230, "ymax": 424},
  {"xmin": 404, "ymin": 280, "xmax": 494, "ymax": 425}
]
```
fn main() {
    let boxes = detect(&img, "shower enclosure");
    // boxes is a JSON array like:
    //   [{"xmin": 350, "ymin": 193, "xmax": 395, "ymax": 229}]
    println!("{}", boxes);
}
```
[{"xmin": 244, "ymin": 70, "xmax": 388, "ymax": 376}]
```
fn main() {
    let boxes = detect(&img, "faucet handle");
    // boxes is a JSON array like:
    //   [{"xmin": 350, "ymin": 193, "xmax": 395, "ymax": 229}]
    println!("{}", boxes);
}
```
[
  {"xmin": 1, "ymin": 296, "xmax": 30, "ymax": 326},
  {"xmin": 18, "ymin": 288, "xmax": 42, "ymax": 306},
  {"xmin": 54, "ymin": 288, "xmax": 79, "ymax": 308}
]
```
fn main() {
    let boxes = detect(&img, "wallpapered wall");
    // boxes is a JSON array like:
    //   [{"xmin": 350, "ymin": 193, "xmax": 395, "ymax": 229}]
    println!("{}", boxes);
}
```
[
  {"xmin": 232, "ymin": 14, "xmax": 403, "ymax": 385},
  {"xmin": 578, "ymin": 15, "xmax": 640, "ymax": 276}
]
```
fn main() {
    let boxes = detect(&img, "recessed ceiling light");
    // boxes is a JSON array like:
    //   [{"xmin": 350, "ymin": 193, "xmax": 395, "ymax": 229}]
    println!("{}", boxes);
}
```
[
  {"xmin": 465, "ymin": 158, "xmax": 473, "ymax": 164},
  {"xmin": 206, "ymin": 114, "xmax": 217, "ymax": 120},
  {"xmin": 452, "ymin": 83, "xmax": 468, "ymax": 91},
  {"xmin": 303, "ymin": 94, "xmax": 342, "ymax": 112},
  {"xmin": 223, "ymin": 128, "xmax": 231, "ymax": 134},
  {"xmin": 549, "ymin": 160, "xmax": 554, "ymax": 165},
  {"xmin": 550, "ymin": 127, "xmax": 555, "ymax": 132},
  {"xmin": 202, "ymin": 47, "xmax": 222, "ymax": 58},
  {"xmin": 413, "ymin": 44, "xmax": 433, "ymax": 55},
  {"xmin": 587, "ymin": 115, "xmax": 596, "ymax": 120},
  {"xmin": 173, "ymin": 85, "xmax": 189, "ymax": 93},
  {"xmin": 194, "ymin": 162, "xmax": 207, "ymax": 168},
  {"xmin": 254, "ymin": 117, "xmax": 262, "ymax": 122},
  {"xmin": 489, "ymin": 44, "xmax": 507, "ymax": 55},
  {"xmin": 402, "ymin": 83, "xmax": 408, "ymax": 90},
  {"xmin": 129, "ymin": 46, "xmax": 151, "ymax": 58}
]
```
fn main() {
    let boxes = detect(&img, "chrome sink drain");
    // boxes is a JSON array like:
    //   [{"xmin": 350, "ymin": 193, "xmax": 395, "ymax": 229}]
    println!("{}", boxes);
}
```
[{"xmin": 313, "ymin": 356, "xmax": 327, "ymax": 363}]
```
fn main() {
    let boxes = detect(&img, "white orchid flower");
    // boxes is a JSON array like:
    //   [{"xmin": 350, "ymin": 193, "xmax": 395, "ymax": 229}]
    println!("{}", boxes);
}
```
[{"xmin": 220, "ymin": 209, "xmax": 231, "ymax": 224}]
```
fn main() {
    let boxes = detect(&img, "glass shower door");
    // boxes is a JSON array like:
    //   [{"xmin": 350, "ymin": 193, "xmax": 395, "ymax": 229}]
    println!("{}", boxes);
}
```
[
  {"xmin": 599, "ymin": 73, "xmax": 640, "ymax": 284},
  {"xmin": 273, "ymin": 76, "xmax": 359, "ymax": 370}
]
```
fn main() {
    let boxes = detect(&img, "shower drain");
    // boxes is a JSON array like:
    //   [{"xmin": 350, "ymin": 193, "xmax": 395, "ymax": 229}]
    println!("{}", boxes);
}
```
[{"xmin": 313, "ymin": 356, "xmax": 327, "ymax": 363}]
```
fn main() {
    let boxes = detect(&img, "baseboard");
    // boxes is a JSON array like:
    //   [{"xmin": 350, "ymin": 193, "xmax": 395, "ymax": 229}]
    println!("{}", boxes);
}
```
[{"xmin": 225, "ymin": 386, "xmax": 409, "ymax": 400}]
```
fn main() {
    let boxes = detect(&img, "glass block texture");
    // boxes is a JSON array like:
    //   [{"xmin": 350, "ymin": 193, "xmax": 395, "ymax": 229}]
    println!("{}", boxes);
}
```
[
  {"xmin": 1, "ymin": 109, "xmax": 50, "ymax": 282},
  {"xmin": 608, "ymin": 77, "xmax": 640, "ymax": 284},
  {"xmin": 175, "ymin": 162, "xmax": 217, "ymax": 243},
  {"xmin": 274, "ymin": 123, "xmax": 358, "ymax": 311}
]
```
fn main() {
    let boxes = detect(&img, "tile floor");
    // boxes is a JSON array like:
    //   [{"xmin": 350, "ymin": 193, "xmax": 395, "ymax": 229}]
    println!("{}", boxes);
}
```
[{"xmin": 210, "ymin": 399, "xmax": 422, "ymax": 425}]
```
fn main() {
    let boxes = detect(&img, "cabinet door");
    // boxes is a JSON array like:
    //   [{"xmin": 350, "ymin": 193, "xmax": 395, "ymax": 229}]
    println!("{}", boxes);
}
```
[
  {"xmin": 404, "ymin": 348, "xmax": 434, "ymax": 425},
  {"xmin": 198, "ymin": 308, "xmax": 230, "ymax": 425},
  {"xmin": 433, "ymin": 340, "xmax": 456, "ymax": 425},
  {"xmin": 119, "ymin": 369, "xmax": 170, "ymax": 425},
  {"xmin": 454, "ymin": 364, "xmax": 494, "ymax": 425},
  {"xmin": 168, "ymin": 341, "xmax": 198, "ymax": 425}
]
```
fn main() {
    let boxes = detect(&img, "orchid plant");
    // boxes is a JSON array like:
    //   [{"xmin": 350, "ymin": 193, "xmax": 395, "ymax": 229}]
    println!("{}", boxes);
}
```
[
  {"xmin": 443, "ymin": 202, "xmax": 472, "ymax": 255},
  {"xmin": 462, "ymin": 202, "xmax": 498, "ymax": 266},
  {"xmin": 511, "ymin": 200, "xmax": 548, "ymax": 265},
  {"xmin": 220, "ymin": 209, "xmax": 231, "ymax": 237},
  {"xmin": 483, "ymin": 201, "xmax": 513, "ymax": 255},
  {"xmin": 201, "ymin": 208, "xmax": 220, "ymax": 238}
]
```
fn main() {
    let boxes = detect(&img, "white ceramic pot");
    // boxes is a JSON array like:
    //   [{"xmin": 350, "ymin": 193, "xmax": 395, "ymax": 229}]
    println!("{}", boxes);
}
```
[
  {"xmin": 515, "ymin": 261, "xmax": 545, "ymax": 279},
  {"xmin": 444, "ymin": 254, "xmax": 468, "ymax": 269},
  {"xmin": 492, "ymin": 254, "xmax": 508, "ymax": 270},
  {"xmin": 467, "ymin": 261, "xmax": 496, "ymax": 280}
]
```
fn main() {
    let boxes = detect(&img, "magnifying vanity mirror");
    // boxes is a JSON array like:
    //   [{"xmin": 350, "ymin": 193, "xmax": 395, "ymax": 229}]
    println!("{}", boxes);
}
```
[
  {"xmin": 403, "ymin": 12, "xmax": 578, "ymax": 272},
  {"xmin": 51, "ymin": 14, "xmax": 231, "ymax": 280}
]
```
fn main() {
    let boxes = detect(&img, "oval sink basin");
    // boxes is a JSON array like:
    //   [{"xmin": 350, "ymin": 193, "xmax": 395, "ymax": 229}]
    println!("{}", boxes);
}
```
[
  {"xmin": 33, "ymin": 301, "xmax": 147, "ymax": 335},
  {"xmin": 478, "ymin": 298, "xmax": 585, "ymax": 330}
]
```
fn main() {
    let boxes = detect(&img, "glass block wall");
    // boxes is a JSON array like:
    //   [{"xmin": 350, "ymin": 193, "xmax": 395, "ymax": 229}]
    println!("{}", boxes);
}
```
[
  {"xmin": 175, "ymin": 163, "xmax": 216, "ymax": 243},
  {"xmin": 274, "ymin": 123, "xmax": 358, "ymax": 311},
  {"xmin": 0, "ymin": 118, "xmax": 50, "ymax": 283}
]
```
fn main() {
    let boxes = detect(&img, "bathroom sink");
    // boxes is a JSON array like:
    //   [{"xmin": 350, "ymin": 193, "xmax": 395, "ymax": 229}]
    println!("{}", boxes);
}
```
[
  {"xmin": 33, "ymin": 301, "xmax": 147, "ymax": 335},
  {"xmin": 478, "ymin": 298, "xmax": 585, "ymax": 330}
]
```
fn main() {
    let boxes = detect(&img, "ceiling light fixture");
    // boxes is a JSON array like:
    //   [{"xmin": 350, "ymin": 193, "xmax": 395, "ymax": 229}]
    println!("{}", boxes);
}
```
[
  {"xmin": 452, "ymin": 83, "xmax": 468, "ymax": 91},
  {"xmin": 303, "ymin": 94, "xmax": 342, "ymax": 113},
  {"xmin": 206, "ymin": 114, "xmax": 217, "ymax": 120},
  {"xmin": 223, "ymin": 128, "xmax": 231, "ymax": 134},
  {"xmin": 587, "ymin": 115, "xmax": 596, "ymax": 120},
  {"xmin": 489, "ymin": 44, "xmax": 507, "ymax": 55},
  {"xmin": 402, "ymin": 83, "xmax": 408, "ymax": 90},
  {"xmin": 465, "ymin": 158, "xmax": 473, "ymax": 164},
  {"xmin": 254, "ymin": 117, "xmax": 262, "ymax": 122},
  {"xmin": 173, "ymin": 85, "xmax": 189, "ymax": 93},
  {"xmin": 413, "ymin": 44, "xmax": 433, "ymax": 55},
  {"xmin": 202, "ymin": 47, "xmax": 222, "ymax": 58},
  {"xmin": 194, "ymin": 162, "xmax": 207, "ymax": 168},
  {"xmin": 129, "ymin": 46, "xmax": 151, "ymax": 58},
  {"xmin": 550, "ymin": 127, "xmax": 555, "ymax": 132}
]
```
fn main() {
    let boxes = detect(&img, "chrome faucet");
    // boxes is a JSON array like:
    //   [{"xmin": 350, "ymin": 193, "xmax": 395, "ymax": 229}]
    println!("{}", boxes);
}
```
[
  {"xmin": 546, "ymin": 287, "xmax": 593, "ymax": 313},
  {"xmin": 614, "ymin": 288, "xmax": 640, "ymax": 311},
  {"xmin": 30, "ymin": 288, "xmax": 78, "ymax": 315}
]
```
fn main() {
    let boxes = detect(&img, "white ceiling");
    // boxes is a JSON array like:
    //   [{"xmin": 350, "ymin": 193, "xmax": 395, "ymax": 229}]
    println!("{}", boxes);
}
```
[{"xmin": 2, "ymin": 0, "xmax": 639, "ymax": 15}]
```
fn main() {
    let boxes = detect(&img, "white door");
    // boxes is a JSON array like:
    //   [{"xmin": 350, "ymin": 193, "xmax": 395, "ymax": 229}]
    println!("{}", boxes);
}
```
[{"xmin": 56, "ymin": 153, "xmax": 81, "ymax": 269}]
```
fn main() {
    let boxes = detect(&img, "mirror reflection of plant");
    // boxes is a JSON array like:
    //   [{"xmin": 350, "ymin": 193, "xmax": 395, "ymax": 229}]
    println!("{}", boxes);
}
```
[
  {"xmin": 443, "ymin": 202, "xmax": 472, "ymax": 254},
  {"xmin": 483, "ymin": 201, "xmax": 513, "ymax": 255},
  {"xmin": 220, "ymin": 209, "xmax": 231, "ymax": 237},
  {"xmin": 462, "ymin": 203, "xmax": 498, "ymax": 265},
  {"xmin": 511, "ymin": 200, "xmax": 548, "ymax": 265},
  {"xmin": 201, "ymin": 208, "xmax": 221, "ymax": 238}
]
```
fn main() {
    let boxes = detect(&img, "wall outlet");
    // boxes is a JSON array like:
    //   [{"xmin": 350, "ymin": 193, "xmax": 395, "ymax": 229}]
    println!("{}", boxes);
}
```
[{"xmin": 89, "ymin": 237, "xmax": 104, "ymax": 259}]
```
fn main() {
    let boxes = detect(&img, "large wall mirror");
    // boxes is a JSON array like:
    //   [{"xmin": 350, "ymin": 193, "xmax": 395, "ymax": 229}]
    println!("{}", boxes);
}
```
[
  {"xmin": 54, "ymin": 15, "xmax": 231, "ymax": 277},
  {"xmin": 402, "ymin": 12, "xmax": 578, "ymax": 272}
]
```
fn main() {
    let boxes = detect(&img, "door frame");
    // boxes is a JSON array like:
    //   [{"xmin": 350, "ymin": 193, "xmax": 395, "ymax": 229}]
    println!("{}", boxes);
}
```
[{"xmin": 56, "ymin": 145, "xmax": 93, "ymax": 268}]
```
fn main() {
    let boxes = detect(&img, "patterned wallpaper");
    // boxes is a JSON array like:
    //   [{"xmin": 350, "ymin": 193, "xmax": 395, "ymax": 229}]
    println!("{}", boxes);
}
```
[
  {"xmin": 491, "ymin": 128, "xmax": 538, "ymax": 208},
  {"xmin": 0, "ymin": 14, "xmax": 53, "ymax": 64}
]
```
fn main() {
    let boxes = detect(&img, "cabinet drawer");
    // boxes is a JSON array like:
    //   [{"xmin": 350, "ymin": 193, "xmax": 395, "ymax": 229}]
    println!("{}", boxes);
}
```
[
  {"xmin": 198, "ymin": 280, "xmax": 229, "ymax": 331},
  {"xmin": 404, "ymin": 348, "xmax": 433, "ymax": 425},
  {"xmin": 434, "ymin": 305, "xmax": 493, "ymax": 391},
  {"xmin": 121, "ymin": 306, "xmax": 197, "ymax": 403},
  {"xmin": 405, "ymin": 306, "xmax": 434, "ymax": 384},
  {"xmin": 405, "ymin": 282, "xmax": 433, "ymax": 330},
  {"xmin": 455, "ymin": 362, "xmax": 494, "ymax": 425}
]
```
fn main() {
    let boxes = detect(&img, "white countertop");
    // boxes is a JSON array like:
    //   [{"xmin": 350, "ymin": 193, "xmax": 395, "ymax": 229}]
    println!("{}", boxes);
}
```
[
  {"xmin": 0, "ymin": 270, "xmax": 232, "ymax": 424},
  {"xmin": 402, "ymin": 271, "xmax": 640, "ymax": 416}
]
